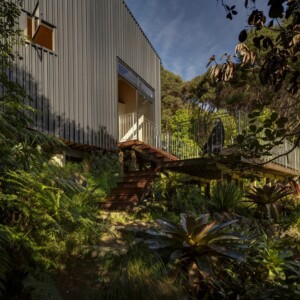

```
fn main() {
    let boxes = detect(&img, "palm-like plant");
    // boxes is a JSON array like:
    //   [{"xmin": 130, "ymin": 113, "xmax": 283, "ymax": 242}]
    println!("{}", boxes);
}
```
[
  {"xmin": 290, "ymin": 178, "xmax": 300, "ymax": 200},
  {"xmin": 208, "ymin": 182, "xmax": 244, "ymax": 213},
  {"xmin": 245, "ymin": 185, "xmax": 291, "ymax": 219},
  {"xmin": 145, "ymin": 214, "xmax": 245, "ymax": 277}
]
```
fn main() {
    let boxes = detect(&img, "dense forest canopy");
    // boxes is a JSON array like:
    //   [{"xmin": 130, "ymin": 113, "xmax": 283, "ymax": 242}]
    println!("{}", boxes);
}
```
[{"xmin": 161, "ymin": 0, "xmax": 300, "ymax": 159}]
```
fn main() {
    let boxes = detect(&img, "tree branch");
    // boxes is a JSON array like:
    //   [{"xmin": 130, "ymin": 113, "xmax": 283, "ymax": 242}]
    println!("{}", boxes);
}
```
[{"xmin": 251, "ymin": 133, "xmax": 300, "ymax": 166}]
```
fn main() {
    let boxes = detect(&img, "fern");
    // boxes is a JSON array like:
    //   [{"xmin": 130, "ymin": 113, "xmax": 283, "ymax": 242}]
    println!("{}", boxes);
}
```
[
  {"xmin": 23, "ymin": 271, "xmax": 63, "ymax": 300},
  {"xmin": 0, "ymin": 225, "xmax": 11, "ymax": 298}
]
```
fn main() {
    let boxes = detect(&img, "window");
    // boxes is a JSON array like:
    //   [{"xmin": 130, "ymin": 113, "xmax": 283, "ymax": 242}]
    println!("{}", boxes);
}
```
[
  {"xmin": 26, "ymin": 16, "xmax": 54, "ymax": 51},
  {"xmin": 118, "ymin": 61, "xmax": 155, "ymax": 102},
  {"xmin": 24, "ymin": 2, "xmax": 55, "ymax": 51}
]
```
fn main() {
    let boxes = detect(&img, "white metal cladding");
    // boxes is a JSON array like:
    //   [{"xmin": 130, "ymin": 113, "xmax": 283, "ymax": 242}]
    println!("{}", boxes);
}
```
[{"xmin": 15, "ymin": 0, "xmax": 161, "ymax": 150}]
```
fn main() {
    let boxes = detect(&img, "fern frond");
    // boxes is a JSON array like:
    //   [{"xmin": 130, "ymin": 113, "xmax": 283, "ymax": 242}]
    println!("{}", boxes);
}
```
[
  {"xmin": 23, "ymin": 271, "xmax": 63, "ymax": 300},
  {"xmin": 0, "ymin": 225, "xmax": 11, "ymax": 298}
]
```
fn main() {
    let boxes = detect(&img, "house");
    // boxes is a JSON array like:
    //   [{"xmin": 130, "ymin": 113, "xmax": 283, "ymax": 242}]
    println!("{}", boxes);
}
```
[
  {"xmin": 15, "ymin": 0, "xmax": 161, "ymax": 154},
  {"xmin": 13, "ymin": 1, "xmax": 300, "ymax": 208}
]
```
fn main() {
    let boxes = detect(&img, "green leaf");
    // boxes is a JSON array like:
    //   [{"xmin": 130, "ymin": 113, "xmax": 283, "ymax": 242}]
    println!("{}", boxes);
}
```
[
  {"xmin": 264, "ymin": 128, "xmax": 273, "ymax": 140},
  {"xmin": 195, "ymin": 256, "xmax": 212, "ymax": 276},
  {"xmin": 209, "ymin": 219, "xmax": 239, "ymax": 233},
  {"xmin": 194, "ymin": 222, "xmax": 217, "ymax": 244},
  {"xmin": 264, "ymin": 119, "xmax": 273, "ymax": 128},
  {"xmin": 276, "ymin": 117, "xmax": 288, "ymax": 128},
  {"xmin": 270, "ymin": 112, "xmax": 278, "ymax": 121},
  {"xmin": 156, "ymin": 219, "xmax": 180, "ymax": 233},
  {"xmin": 209, "ymin": 245, "xmax": 245, "ymax": 261},
  {"xmin": 269, "ymin": 3, "xmax": 284, "ymax": 18},
  {"xmin": 249, "ymin": 124, "xmax": 257, "ymax": 132},
  {"xmin": 236, "ymin": 135, "xmax": 244, "ymax": 143},
  {"xmin": 248, "ymin": 111, "xmax": 260, "ymax": 118},
  {"xmin": 239, "ymin": 30, "xmax": 248, "ymax": 43}
]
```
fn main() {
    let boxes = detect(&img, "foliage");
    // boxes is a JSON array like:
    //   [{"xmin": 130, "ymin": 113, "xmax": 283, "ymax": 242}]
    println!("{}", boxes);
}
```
[
  {"xmin": 88, "ymin": 150, "xmax": 121, "ymax": 194},
  {"xmin": 236, "ymin": 109, "xmax": 291, "ymax": 159},
  {"xmin": 290, "ymin": 177, "xmax": 300, "ymax": 199},
  {"xmin": 203, "ymin": 1, "xmax": 300, "ymax": 160},
  {"xmin": 208, "ymin": 182, "xmax": 244, "ymax": 213},
  {"xmin": 98, "ymin": 243, "xmax": 185, "ymax": 300},
  {"xmin": 145, "ymin": 214, "xmax": 245, "ymax": 277},
  {"xmin": 253, "ymin": 232, "xmax": 300, "ymax": 283},
  {"xmin": 0, "ymin": 0, "xmax": 63, "ymax": 175},
  {"xmin": 217, "ymin": 0, "xmax": 300, "ymax": 95},
  {"xmin": 210, "ymin": 228, "xmax": 300, "ymax": 299},
  {"xmin": 255, "ymin": 184, "xmax": 289, "ymax": 209},
  {"xmin": 23, "ymin": 270, "xmax": 63, "ymax": 300},
  {"xmin": 151, "ymin": 172, "xmax": 205, "ymax": 213},
  {"xmin": 0, "ymin": 0, "xmax": 23, "ymax": 63},
  {"xmin": 132, "ymin": 200, "xmax": 180, "ymax": 224},
  {"xmin": 0, "ymin": 161, "xmax": 105, "ymax": 298},
  {"xmin": 161, "ymin": 66, "xmax": 185, "ymax": 130},
  {"xmin": 246, "ymin": 184, "xmax": 291, "ymax": 219},
  {"xmin": 0, "ymin": 226, "xmax": 10, "ymax": 298}
]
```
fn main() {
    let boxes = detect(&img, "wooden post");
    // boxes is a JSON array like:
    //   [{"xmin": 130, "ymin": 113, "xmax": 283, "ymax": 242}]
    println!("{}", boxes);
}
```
[
  {"xmin": 150, "ymin": 160, "xmax": 157, "ymax": 170},
  {"xmin": 82, "ymin": 153, "xmax": 91, "ymax": 172},
  {"xmin": 226, "ymin": 174, "xmax": 232, "ymax": 183},
  {"xmin": 118, "ymin": 149, "xmax": 124, "ymax": 176},
  {"xmin": 205, "ymin": 182, "xmax": 211, "ymax": 198},
  {"xmin": 130, "ymin": 150, "xmax": 137, "ymax": 171}
]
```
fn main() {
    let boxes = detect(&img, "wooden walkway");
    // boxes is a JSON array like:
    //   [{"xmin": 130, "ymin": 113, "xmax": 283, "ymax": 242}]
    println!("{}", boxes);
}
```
[
  {"xmin": 160, "ymin": 154, "xmax": 300, "ymax": 181},
  {"xmin": 104, "ymin": 141, "xmax": 300, "ymax": 209}
]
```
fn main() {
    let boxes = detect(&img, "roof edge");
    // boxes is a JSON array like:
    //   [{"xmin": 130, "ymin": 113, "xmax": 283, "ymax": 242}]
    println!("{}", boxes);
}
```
[{"xmin": 122, "ymin": 0, "xmax": 161, "ymax": 61}]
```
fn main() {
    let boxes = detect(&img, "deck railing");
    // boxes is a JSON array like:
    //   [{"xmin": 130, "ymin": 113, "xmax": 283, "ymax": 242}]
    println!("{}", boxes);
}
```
[
  {"xmin": 237, "ymin": 111, "xmax": 300, "ymax": 171},
  {"xmin": 119, "ymin": 113, "xmax": 160, "ymax": 147},
  {"xmin": 119, "ymin": 112, "xmax": 300, "ymax": 172},
  {"xmin": 260, "ymin": 139, "xmax": 300, "ymax": 171}
]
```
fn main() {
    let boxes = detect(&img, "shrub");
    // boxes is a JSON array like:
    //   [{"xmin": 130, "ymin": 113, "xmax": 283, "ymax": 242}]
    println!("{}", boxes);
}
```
[
  {"xmin": 0, "ymin": 162, "xmax": 104, "ymax": 299},
  {"xmin": 88, "ymin": 151, "xmax": 121, "ymax": 193},
  {"xmin": 208, "ymin": 182, "xmax": 244, "ymax": 213},
  {"xmin": 246, "ymin": 184, "xmax": 291, "ymax": 219},
  {"xmin": 98, "ymin": 243, "xmax": 185, "ymax": 300},
  {"xmin": 151, "ymin": 172, "xmax": 205, "ymax": 213}
]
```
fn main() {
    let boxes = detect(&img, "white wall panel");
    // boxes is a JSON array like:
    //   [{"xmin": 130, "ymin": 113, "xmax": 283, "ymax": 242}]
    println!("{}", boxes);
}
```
[{"xmin": 17, "ymin": 0, "xmax": 161, "ymax": 150}]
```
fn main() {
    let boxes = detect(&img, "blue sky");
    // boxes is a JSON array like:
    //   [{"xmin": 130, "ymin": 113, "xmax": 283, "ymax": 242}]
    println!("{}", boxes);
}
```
[{"xmin": 124, "ymin": 0, "xmax": 268, "ymax": 81}]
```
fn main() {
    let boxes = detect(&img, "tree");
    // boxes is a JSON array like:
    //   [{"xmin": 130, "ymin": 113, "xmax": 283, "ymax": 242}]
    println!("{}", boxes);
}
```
[
  {"xmin": 206, "ymin": 0, "xmax": 300, "ymax": 159},
  {"xmin": 0, "ymin": 0, "xmax": 23, "ymax": 63},
  {"xmin": 161, "ymin": 66, "xmax": 186, "ymax": 130}
]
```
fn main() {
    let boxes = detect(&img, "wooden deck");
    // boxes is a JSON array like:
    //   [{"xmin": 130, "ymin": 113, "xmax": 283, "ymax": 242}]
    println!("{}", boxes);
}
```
[
  {"xmin": 103, "ymin": 141, "xmax": 300, "ymax": 209},
  {"xmin": 160, "ymin": 152, "xmax": 300, "ymax": 181},
  {"xmin": 119, "ymin": 141, "xmax": 300, "ymax": 181}
]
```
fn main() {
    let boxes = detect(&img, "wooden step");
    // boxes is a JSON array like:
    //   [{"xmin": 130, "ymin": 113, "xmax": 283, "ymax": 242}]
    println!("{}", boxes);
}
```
[
  {"xmin": 109, "ymin": 187, "xmax": 144, "ymax": 195},
  {"xmin": 102, "ymin": 200, "xmax": 138, "ymax": 210},
  {"xmin": 105, "ymin": 193, "xmax": 141, "ymax": 203},
  {"xmin": 119, "ymin": 180, "xmax": 149, "ymax": 188},
  {"xmin": 125, "ymin": 170, "xmax": 158, "ymax": 177},
  {"xmin": 122, "ymin": 175, "xmax": 158, "ymax": 182}
]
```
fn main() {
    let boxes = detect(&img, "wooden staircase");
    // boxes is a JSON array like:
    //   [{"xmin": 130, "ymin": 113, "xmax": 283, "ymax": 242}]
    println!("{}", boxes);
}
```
[{"xmin": 103, "ymin": 140, "xmax": 178, "ymax": 210}]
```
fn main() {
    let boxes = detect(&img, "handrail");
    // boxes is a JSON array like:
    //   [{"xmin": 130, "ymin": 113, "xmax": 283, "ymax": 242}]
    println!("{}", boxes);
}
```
[
  {"xmin": 261, "ymin": 139, "xmax": 300, "ymax": 171},
  {"xmin": 119, "ymin": 112, "xmax": 300, "ymax": 172},
  {"xmin": 119, "ymin": 113, "xmax": 161, "ymax": 148},
  {"xmin": 237, "ymin": 110, "xmax": 300, "ymax": 171}
]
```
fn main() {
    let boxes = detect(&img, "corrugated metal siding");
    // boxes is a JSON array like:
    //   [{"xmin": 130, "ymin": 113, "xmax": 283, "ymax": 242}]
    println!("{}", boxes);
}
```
[{"xmin": 17, "ymin": 0, "xmax": 161, "ymax": 150}]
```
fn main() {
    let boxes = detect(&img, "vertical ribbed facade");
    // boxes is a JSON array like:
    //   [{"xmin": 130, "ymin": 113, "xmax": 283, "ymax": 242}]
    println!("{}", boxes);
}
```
[{"xmin": 16, "ymin": 0, "xmax": 161, "ymax": 150}]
